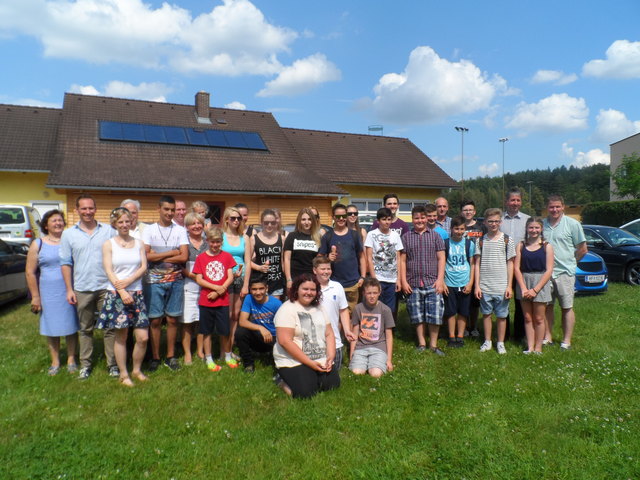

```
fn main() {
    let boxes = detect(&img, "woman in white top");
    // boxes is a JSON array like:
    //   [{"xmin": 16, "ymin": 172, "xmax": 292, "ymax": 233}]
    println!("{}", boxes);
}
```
[{"xmin": 97, "ymin": 207, "xmax": 149, "ymax": 387}]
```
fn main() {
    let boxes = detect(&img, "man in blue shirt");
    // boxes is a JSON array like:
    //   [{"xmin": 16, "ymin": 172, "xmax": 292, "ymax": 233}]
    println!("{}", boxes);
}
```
[
  {"xmin": 235, "ymin": 276, "xmax": 282, "ymax": 373},
  {"xmin": 60, "ymin": 194, "xmax": 116, "ymax": 380}
]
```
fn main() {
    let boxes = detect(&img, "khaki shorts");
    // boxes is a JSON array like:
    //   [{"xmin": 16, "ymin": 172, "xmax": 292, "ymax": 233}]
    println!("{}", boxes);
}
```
[{"xmin": 550, "ymin": 274, "xmax": 575, "ymax": 309}]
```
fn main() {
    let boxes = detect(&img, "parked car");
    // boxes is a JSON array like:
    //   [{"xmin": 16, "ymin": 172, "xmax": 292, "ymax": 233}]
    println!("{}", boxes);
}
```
[
  {"xmin": 0, "ymin": 205, "xmax": 41, "ymax": 245},
  {"xmin": 582, "ymin": 224, "xmax": 640, "ymax": 285},
  {"xmin": 574, "ymin": 251, "xmax": 608, "ymax": 293},
  {"xmin": 620, "ymin": 218, "xmax": 640, "ymax": 237},
  {"xmin": 0, "ymin": 238, "xmax": 28, "ymax": 307}
]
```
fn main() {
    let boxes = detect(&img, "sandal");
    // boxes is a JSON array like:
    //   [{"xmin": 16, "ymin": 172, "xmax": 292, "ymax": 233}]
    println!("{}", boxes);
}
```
[
  {"xmin": 119, "ymin": 376, "xmax": 134, "ymax": 387},
  {"xmin": 48, "ymin": 366, "xmax": 60, "ymax": 376},
  {"xmin": 67, "ymin": 363, "xmax": 78, "ymax": 374},
  {"xmin": 132, "ymin": 371, "xmax": 148, "ymax": 382}
]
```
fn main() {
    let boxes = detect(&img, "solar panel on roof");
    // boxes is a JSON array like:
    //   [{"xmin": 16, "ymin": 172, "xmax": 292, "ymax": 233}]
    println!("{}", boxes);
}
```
[
  {"xmin": 224, "ymin": 130, "xmax": 248, "ymax": 148},
  {"xmin": 98, "ymin": 121, "xmax": 268, "ymax": 151},
  {"xmin": 121, "ymin": 123, "xmax": 145, "ymax": 141},
  {"xmin": 100, "ymin": 121, "xmax": 123, "ymax": 140},
  {"xmin": 164, "ymin": 126, "xmax": 188, "ymax": 144},
  {"xmin": 143, "ymin": 125, "xmax": 167, "ymax": 143}
]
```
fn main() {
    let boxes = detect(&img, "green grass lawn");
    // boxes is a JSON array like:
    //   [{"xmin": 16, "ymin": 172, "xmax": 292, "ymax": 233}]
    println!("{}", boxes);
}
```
[{"xmin": 1, "ymin": 284, "xmax": 639, "ymax": 480}]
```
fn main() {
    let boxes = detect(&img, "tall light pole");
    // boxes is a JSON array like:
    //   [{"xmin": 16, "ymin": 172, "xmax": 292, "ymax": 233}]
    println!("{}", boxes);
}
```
[
  {"xmin": 526, "ymin": 180, "xmax": 533, "ymax": 212},
  {"xmin": 455, "ymin": 126, "xmax": 469, "ymax": 197},
  {"xmin": 499, "ymin": 137, "xmax": 509, "ymax": 204}
]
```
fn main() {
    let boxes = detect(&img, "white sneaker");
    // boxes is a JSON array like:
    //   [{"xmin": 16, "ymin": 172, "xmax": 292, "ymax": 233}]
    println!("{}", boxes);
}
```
[
  {"xmin": 496, "ymin": 343, "xmax": 507, "ymax": 355},
  {"xmin": 479, "ymin": 340, "xmax": 492, "ymax": 352}
]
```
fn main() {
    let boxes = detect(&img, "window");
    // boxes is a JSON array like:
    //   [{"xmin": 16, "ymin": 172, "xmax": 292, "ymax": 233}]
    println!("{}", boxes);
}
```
[
  {"xmin": 99, "ymin": 121, "xmax": 268, "ymax": 151},
  {"xmin": 350, "ymin": 199, "xmax": 428, "ymax": 215}
]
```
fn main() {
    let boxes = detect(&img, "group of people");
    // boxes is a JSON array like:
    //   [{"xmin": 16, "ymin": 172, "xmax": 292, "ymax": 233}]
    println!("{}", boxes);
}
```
[{"xmin": 26, "ymin": 189, "xmax": 586, "ymax": 398}]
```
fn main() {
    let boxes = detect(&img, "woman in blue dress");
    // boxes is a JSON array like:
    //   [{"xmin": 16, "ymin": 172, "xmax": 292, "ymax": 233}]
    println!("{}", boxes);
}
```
[{"xmin": 25, "ymin": 210, "xmax": 79, "ymax": 376}]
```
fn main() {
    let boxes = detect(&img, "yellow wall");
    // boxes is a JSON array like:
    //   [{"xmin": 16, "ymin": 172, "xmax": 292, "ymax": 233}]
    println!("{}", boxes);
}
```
[
  {"xmin": 63, "ymin": 191, "xmax": 333, "ymax": 226},
  {"xmin": 0, "ymin": 172, "xmax": 67, "ymax": 209},
  {"xmin": 336, "ymin": 184, "xmax": 444, "ymax": 220}
]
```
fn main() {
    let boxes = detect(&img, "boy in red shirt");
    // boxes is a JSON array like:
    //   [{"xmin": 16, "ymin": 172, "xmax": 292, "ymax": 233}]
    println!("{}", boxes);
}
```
[{"xmin": 193, "ymin": 227, "xmax": 236, "ymax": 372}]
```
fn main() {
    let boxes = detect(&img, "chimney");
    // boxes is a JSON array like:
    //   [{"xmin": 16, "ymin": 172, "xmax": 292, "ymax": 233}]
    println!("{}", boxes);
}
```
[{"xmin": 195, "ymin": 91, "xmax": 211, "ymax": 124}]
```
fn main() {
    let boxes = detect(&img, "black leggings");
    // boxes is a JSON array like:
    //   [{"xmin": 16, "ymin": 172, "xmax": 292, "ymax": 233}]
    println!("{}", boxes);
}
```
[{"xmin": 277, "ymin": 364, "xmax": 340, "ymax": 399}]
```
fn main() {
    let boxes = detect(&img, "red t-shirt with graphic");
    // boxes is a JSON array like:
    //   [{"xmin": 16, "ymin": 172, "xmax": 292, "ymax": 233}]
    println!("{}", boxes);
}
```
[{"xmin": 192, "ymin": 250, "xmax": 236, "ymax": 307}]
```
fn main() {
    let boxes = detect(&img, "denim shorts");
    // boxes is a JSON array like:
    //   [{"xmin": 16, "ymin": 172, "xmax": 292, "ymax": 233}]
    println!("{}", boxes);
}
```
[
  {"xmin": 144, "ymin": 280, "xmax": 185, "ymax": 318},
  {"xmin": 406, "ymin": 286, "xmax": 444, "ymax": 325},
  {"xmin": 479, "ymin": 293, "xmax": 509, "ymax": 318},
  {"xmin": 349, "ymin": 347, "xmax": 388, "ymax": 372}
]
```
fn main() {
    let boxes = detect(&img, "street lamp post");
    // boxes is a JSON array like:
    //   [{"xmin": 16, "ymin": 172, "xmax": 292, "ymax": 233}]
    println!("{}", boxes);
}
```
[
  {"xmin": 455, "ymin": 126, "xmax": 469, "ymax": 197},
  {"xmin": 499, "ymin": 137, "xmax": 509, "ymax": 203}
]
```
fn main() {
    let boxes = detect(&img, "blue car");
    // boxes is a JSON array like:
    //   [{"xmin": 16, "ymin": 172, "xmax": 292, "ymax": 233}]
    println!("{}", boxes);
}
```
[{"xmin": 574, "ymin": 251, "xmax": 608, "ymax": 293}]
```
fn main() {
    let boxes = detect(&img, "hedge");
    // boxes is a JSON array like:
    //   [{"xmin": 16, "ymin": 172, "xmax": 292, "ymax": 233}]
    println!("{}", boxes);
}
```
[{"xmin": 581, "ymin": 199, "xmax": 640, "ymax": 226}]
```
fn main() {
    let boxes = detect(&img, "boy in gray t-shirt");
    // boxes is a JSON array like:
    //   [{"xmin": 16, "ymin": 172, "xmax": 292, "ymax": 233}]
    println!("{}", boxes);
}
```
[{"xmin": 349, "ymin": 278, "xmax": 395, "ymax": 377}]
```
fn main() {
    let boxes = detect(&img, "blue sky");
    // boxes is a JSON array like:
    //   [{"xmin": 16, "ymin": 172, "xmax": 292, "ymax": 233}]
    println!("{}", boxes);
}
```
[{"xmin": 1, "ymin": 0, "xmax": 639, "ymax": 183}]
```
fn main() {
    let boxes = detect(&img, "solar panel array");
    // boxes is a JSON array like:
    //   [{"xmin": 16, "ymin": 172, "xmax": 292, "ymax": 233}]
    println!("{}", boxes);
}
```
[{"xmin": 99, "ymin": 121, "xmax": 268, "ymax": 151}]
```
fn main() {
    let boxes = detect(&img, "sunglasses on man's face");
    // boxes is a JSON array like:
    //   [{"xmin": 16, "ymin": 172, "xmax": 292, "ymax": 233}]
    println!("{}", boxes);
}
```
[{"xmin": 229, "ymin": 216, "xmax": 241, "ymax": 221}]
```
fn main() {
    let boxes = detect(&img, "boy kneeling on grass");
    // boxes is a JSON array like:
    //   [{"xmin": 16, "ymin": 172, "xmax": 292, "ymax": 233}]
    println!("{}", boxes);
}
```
[
  {"xmin": 474, "ymin": 208, "xmax": 516, "ymax": 355},
  {"xmin": 235, "ymin": 275, "xmax": 282, "ymax": 373},
  {"xmin": 444, "ymin": 216, "xmax": 476, "ymax": 348},
  {"xmin": 349, "ymin": 277, "xmax": 395, "ymax": 377},
  {"xmin": 193, "ymin": 227, "xmax": 237, "ymax": 372}
]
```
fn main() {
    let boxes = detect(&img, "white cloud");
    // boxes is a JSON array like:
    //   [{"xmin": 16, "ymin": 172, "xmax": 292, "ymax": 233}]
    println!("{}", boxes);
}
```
[
  {"xmin": 562, "ymin": 142, "xmax": 610, "ymax": 167},
  {"xmin": 224, "ymin": 101, "xmax": 246, "ymax": 110},
  {"xmin": 583, "ymin": 40, "xmax": 640, "ymax": 79},
  {"xmin": 0, "ymin": 0, "xmax": 303, "ymax": 76},
  {"xmin": 573, "ymin": 149, "xmax": 610, "ymax": 167},
  {"xmin": 531, "ymin": 69, "xmax": 577, "ymax": 85},
  {"xmin": 257, "ymin": 53, "xmax": 341, "ymax": 97},
  {"xmin": 505, "ymin": 93, "xmax": 589, "ymax": 135},
  {"xmin": 478, "ymin": 163, "xmax": 499, "ymax": 176},
  {"xmin": 371, "ymin": 46, "xmax": 507, "ymax": 124},
  {"xmin": 11, "ymin": 98, "xmax": 61, "ymax": 108},
  {"xmin": 69, "ymin": 81, "xmax": 171, "ymax": 102},
  {"xmin": 592, "ymin": 108, "xmax": 640, "ymax": 143}
]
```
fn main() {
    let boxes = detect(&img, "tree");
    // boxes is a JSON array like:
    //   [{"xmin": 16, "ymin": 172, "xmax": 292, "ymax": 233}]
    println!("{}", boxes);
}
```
[{"xmin": 611, "ymin": 152, "xmax": 640, "ymax": 199}]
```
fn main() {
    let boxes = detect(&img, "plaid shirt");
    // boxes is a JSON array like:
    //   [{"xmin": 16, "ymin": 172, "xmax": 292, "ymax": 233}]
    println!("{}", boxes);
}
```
[{"xmin": 401, "ymin": 228, "xmax": 444, "ymax": 288}]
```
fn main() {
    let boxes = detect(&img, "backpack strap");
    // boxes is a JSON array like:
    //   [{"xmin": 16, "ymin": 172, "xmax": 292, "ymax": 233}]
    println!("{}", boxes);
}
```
[
  {"xmin": 444, "ymin": 238, "xmax": 450, "ymax": 260},
  {"xmin": 37, "ymin": 238, "xmax": 43, "ymax": 253},
  {"xmin": 503, "ymin": 234, "xmax": 510, "ymax": 257}
]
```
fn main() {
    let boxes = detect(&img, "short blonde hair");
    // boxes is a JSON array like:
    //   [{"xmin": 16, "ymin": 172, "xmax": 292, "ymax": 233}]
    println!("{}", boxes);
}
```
[
  {"xmin": 109, "ymin": 207, "xmax": 132, "ymax": 227},
  {"xmin": 205, "ymin": 226, "xmax": 223, "ymax": 241},
  {"xmin": 185, "ymin": 212, "xmax": 205, "ymax": 227}
]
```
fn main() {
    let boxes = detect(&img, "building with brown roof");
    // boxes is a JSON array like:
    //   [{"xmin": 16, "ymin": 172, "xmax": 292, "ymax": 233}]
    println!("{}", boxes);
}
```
[{"xmin": 0, "ymin": 91, "xmax": 457, "ymax": 225}]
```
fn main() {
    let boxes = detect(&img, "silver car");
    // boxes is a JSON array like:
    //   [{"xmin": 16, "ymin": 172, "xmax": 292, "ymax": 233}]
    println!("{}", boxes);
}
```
[{"xmin": 0, "ymin": 205, "xmax": 41, "ymax": 245}]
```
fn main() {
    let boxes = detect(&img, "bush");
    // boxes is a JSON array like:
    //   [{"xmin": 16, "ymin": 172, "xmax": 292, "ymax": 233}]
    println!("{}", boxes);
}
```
[{"xmin": 581, "ymin": 199, "xmax": 640, "ymax": 225}]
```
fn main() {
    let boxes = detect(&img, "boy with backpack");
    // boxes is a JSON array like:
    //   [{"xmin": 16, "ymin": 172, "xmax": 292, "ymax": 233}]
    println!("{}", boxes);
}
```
[
  {"xmin": 474, "ymin": 208, "xmax": 516, "ymax": 354},
  {"xmin": 443, "ymin": 216, "xmax": 476, "ymax": 348}
]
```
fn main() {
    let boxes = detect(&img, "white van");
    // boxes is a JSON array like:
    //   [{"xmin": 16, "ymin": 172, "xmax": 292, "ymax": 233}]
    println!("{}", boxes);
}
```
[{"xmin": 0, "ymin": 205, "xmax": 42, "ymax": 245}]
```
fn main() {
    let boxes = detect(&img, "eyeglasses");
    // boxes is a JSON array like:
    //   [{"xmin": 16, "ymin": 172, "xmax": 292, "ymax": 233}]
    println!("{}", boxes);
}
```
[
  {"xmin": 347, "ymin": 212, "xmax": 358, "ymax": 217},
  {"xmin": 229, "ymin": 216, "xmax": 241, "ymax": 222},
  {"xmin": 334, "ymin": 214, "xmax": 348, "ymax": 220},
  {"xmin": 263, "ymin": 221, "xmax": 277, "ymax": 226}
]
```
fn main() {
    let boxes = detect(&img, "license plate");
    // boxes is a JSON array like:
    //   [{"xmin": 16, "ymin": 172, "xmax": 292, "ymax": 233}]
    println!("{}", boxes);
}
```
[{"xmin": 585, "ymin": 275, "xmax": 605, "ymax": 283}]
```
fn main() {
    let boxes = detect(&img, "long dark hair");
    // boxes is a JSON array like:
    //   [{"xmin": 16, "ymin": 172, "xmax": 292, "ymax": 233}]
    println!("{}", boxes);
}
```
[{"xmin": 288, "ymin": 273, "xmax": 322, "ymax": 306}]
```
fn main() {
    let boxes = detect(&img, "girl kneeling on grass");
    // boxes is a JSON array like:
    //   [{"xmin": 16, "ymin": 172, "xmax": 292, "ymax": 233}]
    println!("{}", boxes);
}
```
[
  {"xmin": 273, "ymin": 273, "xmax": 339, "ymax": 399},
  {"xmin": 514, "ymin": 217, "xmax": 554, "ymax": 354},
  {"xmin": 97, "ymin": 207, "xmax": 149, "ymax": 387},
  {"xmin": 193, "ymin": 227, "xmax": 237, "ymax": 372}
]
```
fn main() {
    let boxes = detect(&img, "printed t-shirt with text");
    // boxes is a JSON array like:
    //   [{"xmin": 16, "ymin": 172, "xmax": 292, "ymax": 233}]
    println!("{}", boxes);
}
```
[
  {"xmin": 364, "ymin": 228, "xmax": 403, "ymax": 283},
  {"xmin": 445, "ymin": 238, "xmax": 476, "ymax": 288},
  {"xmin": 352, "ymin": 301, "xmax": 395, "ymax": 352},
  {"xmin": 273, "ymin": 301, "xmax": 329, "ymax": 369},
  {"xmin": 192, "ymin": 250, "xmax": 236, "ymax": 307}
]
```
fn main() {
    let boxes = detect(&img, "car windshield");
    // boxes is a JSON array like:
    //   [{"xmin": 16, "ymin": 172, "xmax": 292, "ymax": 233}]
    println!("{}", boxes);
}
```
[
  {"xmin": 598, "ymin": 227, "xmax": 640, "ymax": 247},
  {"xmin": 0, "ymin": 208, "xmax": 25, "ymax": 225}
]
